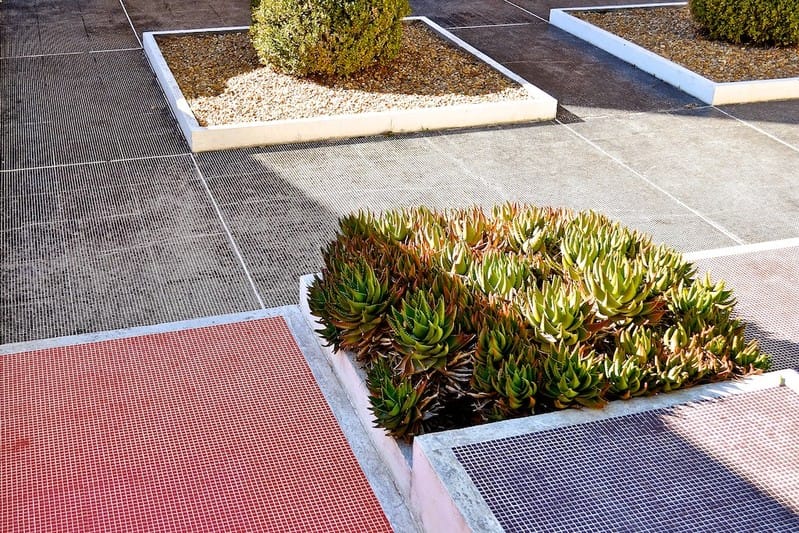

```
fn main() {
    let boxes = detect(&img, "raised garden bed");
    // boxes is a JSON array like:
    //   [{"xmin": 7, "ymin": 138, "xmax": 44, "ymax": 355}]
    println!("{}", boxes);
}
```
[
  {"xmin": 550, "ymin": 3, "xmax": 799, "ymax": 105},
  {"xmin": 142, "ymin": 18, "xmax": 556, "ymax": 152}
]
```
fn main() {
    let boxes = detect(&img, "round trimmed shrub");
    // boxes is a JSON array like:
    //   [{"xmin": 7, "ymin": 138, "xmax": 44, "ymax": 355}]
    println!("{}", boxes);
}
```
[
  {"xmin": 689, "ymin": 0, "xmax": 799, "ymax": 45},
  {"xmin": 250, "ymin": 0, "xmax": 412, "ymax": 77}
]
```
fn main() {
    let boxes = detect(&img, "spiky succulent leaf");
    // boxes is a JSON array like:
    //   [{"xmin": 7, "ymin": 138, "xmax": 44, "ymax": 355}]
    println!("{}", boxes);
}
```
[
  {"xmin": 541, "ymin": 344, "xmax": 605, "ymax": 408},
  {"xmin": 667, "ymin": 273, "xmax": 736, "ymax": 319},
  {"xmin": 493, "ymin": 356, "xmax": 538, "ymax": 412},
  {"xmin": 375, "ymin": 209, "xmax": 413, "ymax": 242},
  {"xmin": 730, "ymin": 337, "xmax": 771, "ymax": 371},
  {"xmin": 470, "ymin": 251, "xmax": 532, "ymax": 298},
  {"xmin": 337, "ymin": 210, "xmax": 376, "ymax": 238},
  {"xmin": 582, "ymin": 256, "xmax": 655, "ymax": 320},
  {"xmin": 307, "ymin": 275, "xmax": 343, "ymax": 349},
  {"xmin": 367, "ymin": 360, "xmax": 435, "ymax": 440},
  {"xmin": 449, "ymin": 207, "xmax": 488, "ymax": 247},
  {"xmin": 640, "ymin": 243, "xmax": 696, "ymax": 294},
  {"xmin": 604, "ymin": 350, "xmax": 648, "ymax": 400},
  {"xmin": 388, "ymin": 290, "xmax": 460, "ymax": 373},
  {"xmin": 438, "ymin": 240, "xmax": 473, "ymax": 276},
  {"xmin": 517, "ymin": 278, "xmax": 592, "ymax": 346}
]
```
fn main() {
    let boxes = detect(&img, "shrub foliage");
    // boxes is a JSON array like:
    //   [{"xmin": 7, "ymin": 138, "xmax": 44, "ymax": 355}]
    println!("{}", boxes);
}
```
[
  {"xmin": 689, "ymin": 0, "xmax": 799, "ymax": 45},
  {"xmin": 250, "ymin": 0, "xmax": 411, "ymax": 77},
  {"xmin": 309, "ymin": 205, "xmax": 770, "ymax": 440}
]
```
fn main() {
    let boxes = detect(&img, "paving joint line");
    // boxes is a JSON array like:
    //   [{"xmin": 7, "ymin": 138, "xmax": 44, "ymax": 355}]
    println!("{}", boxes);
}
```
[
  {"xmin": 189, "ymin": 152, "xmax": 267, "ymax": 310},
  {"xmin": 0, "ymin": 152, "xmax": 192, "ymax": 173},
  {"xmin": 714, "ymin": 106, "xmax": 799, "ymax": 155},
  {"xmin": 683, "ymin": 237, "xmax": 799, "ymax": 261},
  {"xmin": 501, "ymin": 0, "xmax": 549, "ymax": 23},
  {"xmin": 555, "ymin": 119, "xmax": 747, "ymax": 245},
  {"xmin": 118, "ymin": 0, "xmax": 143, "ymax": 48}
]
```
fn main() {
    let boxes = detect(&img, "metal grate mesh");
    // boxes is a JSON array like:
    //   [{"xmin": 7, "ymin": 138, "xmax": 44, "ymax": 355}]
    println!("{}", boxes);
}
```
[
  {"xmin": 1, "ymin": 156, "xmax": 259, "ymax": 344},
  {"xmin": 2, "ymin": 317, "xmax": 393, "ymax": 532},
  {"xmin": 0, "ymin": 0, "xmax": 138, "ymax": 57},
  {"xmin": 693, "ymin": 247, "xmax": 799, "ymax": 370},
  {"xmin": 1, "ymin": 50, "xmax": 186, "ymax": 170},
  {"xmin": 454, "ymin": 387, "xmax": 799, "ymax": 533}
]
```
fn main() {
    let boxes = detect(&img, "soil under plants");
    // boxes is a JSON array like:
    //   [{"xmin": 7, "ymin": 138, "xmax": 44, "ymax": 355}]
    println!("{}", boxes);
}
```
[
  {"xmin": 156, "ymin": 22, "xmax": 529, "ymax": 127},
  {"xmin": 575, "ymin": 6, "xmax": 799, "ymax": 83}
]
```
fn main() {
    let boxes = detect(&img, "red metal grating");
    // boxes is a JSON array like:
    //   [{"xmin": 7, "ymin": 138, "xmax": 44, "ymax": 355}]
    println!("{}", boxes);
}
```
[{"xmin": 1, "ymin": 317, "xmax": 393, "ymax": 532}]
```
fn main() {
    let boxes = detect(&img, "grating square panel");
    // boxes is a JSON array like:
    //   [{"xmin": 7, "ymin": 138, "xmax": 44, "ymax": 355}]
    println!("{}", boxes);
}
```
[
  {"xmin": 2, "ymin": 317, "xmax": 393, "ymax": 532},
  {"xmin": 454, "ymin": 387, "xmax": 799, "ymax": 533},
  {"xmin": 693, "ymin": 248, "xmax": 799, "ymax": 370},
  {"xmin": 1, "ymin": 156, "xmax": 260, "ymax": 343}
]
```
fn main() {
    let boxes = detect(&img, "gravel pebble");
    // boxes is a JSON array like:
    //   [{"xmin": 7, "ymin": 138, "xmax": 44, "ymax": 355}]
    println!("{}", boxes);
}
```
[
  {"xmin": 577, "ymin": 6, "xmax": 799, "ymax": 83},
  {"xmin": 156, "ymin": 22, "xmax": 529, "ymax": 127}
]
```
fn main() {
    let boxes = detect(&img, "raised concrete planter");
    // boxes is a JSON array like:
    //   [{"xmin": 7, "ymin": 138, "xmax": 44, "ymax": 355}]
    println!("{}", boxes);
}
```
[
  {"xmin": 299, "ymin": 275, "xmax": 415, "ymax": 499},
  {"xmin": 299, "ymin": 274, "xmax": 798, "ymax": 531},
  {"xmin": 549, "ymin": 3, "xmax": 799, "ymax": 105},
  {"xmin": 143, "ymin": 18, "xmax": 557, "ymax": 152}
]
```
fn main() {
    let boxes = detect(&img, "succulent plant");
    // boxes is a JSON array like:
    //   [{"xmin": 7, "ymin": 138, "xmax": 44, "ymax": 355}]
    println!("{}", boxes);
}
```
[
  {"xmin": 311, "ymin": 204, "xmax": 768, "ymax": 439},
  {"xmin": 449, "ymin": 207, "xmax": 488, "ymax": 248},
  {"xmin": 617, "ymin": 325, "xmax": 657, "ymax": 361},
  {"xmin": 667, "ymin": 273, "xmax": 736, "ymax": 319},
  {"xmin": 375, "ymin": 208, "xmax": 413, "ymax": 242},
  {"xmin": 470, "ymin": 251, "xmax": 532, "ymax": 298},
  {"xmin": 472, "ymin": 313, "xmax": 536, "ymax": 392},
  {"xmin": 493, "ymin": 356, "xmax": 538, "ymax": 413},
  {"xmin": 338, "ymin": 210, "xmax": 375, "ymax": 238},
  {"xmin": 640, "ymin": 243, "xmax": 696, "ymax": 294},
  {"xmin": 367, "ymin": 359, "xmax": 435, "ymax": 440},
  {"xmin": 560, "ymin": 228, "xmax": 601, "ymax": 278},
  {"xmin": 309, "ymin": 258, "xmax": 393, "ymax": 359},
  {"xmin": 604, "ymin": 350, "xmax": 649, "ymax": 400},
  {"xmin": 308, "ymin": 275, "xmax": 344, "ymax": 350},
  {"xmin": 438, "ymin": 240, "xmax": 473, "ymax": 276},
  {"xmin": 541, "ymin": 343, "xmax": 605, "ymax": 408},
  {"xmin": 517, "ymin": 278, "xmax": 593, "ymax": 346},
  {"xmin": 508, "ymin": 206, "xmax": 548, "ymax": 253},
  {"xmin": 653, "ymin": 353, "xmax": 690, "ymax": 392},
  {"xmin": 388, "ymin": 289, "xmax": 465, "ymax": 373},
  {"xmin": 730, "ymin": 336, "xmax": 770, "ymax": 371},
  {"xmin": 582, "ymin": 256, "xmax": 656, "ymax": 320}
]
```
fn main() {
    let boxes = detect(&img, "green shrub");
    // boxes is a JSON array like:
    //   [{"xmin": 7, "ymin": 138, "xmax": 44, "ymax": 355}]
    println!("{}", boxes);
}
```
[
  {"xmin": 689, "ymin": 0, "xmax": 799, "ymax": 45},
  {"xmin": 250, "ymin": 0, "xmax": 411, "ymax": 77},
  {"xmin": 308, "ymin": 205, "xmax": 771, "ymax": 441}
]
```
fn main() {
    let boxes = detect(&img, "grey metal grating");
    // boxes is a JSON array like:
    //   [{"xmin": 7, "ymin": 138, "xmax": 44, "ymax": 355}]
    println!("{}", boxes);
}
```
[
  {"xmin": 693, "ymin": 248, "xmax": 799, "ymax": 370},
  {"xmin": 0, "ymin": 0, "xmax": 137, "ymax": 57},
  {"xmin": 1, "ymin": 156, "xmax": 259, "ymax": 344},
  {"xmin": 454, "ymin": 387, "xmax": 799, "ymax": 533},
  {"xmin": 1, "ymin": 51, "xmax": 187, "ymax": 169}
]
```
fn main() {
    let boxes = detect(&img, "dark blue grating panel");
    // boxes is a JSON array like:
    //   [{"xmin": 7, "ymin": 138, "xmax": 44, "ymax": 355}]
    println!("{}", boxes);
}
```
[{"xmin": 454, "ymin": 387, "xmax": 799, "ymax": 533}]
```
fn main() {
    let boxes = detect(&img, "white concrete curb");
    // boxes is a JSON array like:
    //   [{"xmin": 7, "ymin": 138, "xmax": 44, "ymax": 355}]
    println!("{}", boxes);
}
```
[
  {"xmin": 143, "ymin": 18, "xmax": 558, "ymax": 152},
  {"xmin": 549, "ymin": 4, "xmax": 799, "ymax": 105}
]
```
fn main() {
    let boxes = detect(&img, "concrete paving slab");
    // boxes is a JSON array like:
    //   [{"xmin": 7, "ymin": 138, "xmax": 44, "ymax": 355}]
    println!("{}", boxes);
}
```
[
  {"xmin": 567, "ymin": 107, "xmax": 799, "ymax": 243},
  {"xmin": 450, "ymin": 22, "xmax": 699, "ymax": 118},
  {"xmin": 720, "ymin": 100, "xmax": 799, "ymax": 151},
  {"xmin": 410, "ymin": 0, "xmax": 541, "ymax": 27}
]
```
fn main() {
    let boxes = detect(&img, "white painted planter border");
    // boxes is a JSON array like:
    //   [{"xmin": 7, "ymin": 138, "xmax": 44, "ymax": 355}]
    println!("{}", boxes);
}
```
[
  {"xmin": 143, "ymin": 18, "xmax": 557, "ymax": 152},
  {"xmin": 299, "ymin": 274, "xmax": 799, "ymax": 532},
  {"xmin": 549, "ymin": 3, "xmax": 799, "ymax": 105}
]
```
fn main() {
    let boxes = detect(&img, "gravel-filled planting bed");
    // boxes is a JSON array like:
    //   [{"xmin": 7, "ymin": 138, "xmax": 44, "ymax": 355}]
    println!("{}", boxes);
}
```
[
  {"xmin": 576, "ymin": 6, "xmax": 799, "ymax": 83},
  {"xmin": 156, "ymin": 21, "xmax": 529, "ymax": 127}
]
